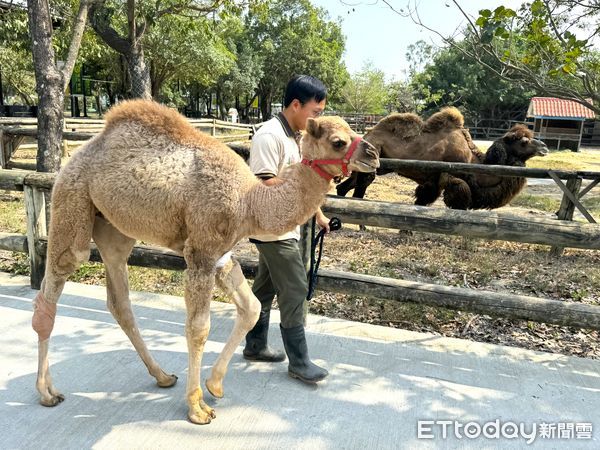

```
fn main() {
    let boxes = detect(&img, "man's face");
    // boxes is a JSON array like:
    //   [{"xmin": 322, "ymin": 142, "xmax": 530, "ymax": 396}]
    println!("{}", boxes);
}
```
[{"xmin": 291, "ymin": 98, "xmax": 326, "ymax": 131}]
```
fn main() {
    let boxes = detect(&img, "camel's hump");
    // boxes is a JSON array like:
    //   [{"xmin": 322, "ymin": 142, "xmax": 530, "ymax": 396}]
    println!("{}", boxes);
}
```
[
  {"xmin": 104, "ymin": 99, "xmax": 201, "ymax": 145},
  {"xmin": 370, "ymin": 113, "xmax": 423, "ymax": 139},
  {"xmin": 423, "ymin": 107, "xmax": 464, "ymax": 133}
]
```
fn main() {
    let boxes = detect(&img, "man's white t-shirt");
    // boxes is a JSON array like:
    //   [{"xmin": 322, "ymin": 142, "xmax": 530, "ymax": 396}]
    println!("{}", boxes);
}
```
[{"xmin": 249, "ymin": 113, "xmax": 302, "ymax": 242}]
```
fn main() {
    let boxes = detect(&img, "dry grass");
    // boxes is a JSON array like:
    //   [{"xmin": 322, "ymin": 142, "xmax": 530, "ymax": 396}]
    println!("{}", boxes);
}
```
[{"xmin": 2, "ymin": 145, "xmax": 600, "ymax": 358}]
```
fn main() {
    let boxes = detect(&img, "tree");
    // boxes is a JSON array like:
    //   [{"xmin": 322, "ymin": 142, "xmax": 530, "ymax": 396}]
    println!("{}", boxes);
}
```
[
  {"xmin": 89, "ymin": 0, "xmax": 232, "ymax": 99},
  {"xmin": 339, "ymin": 65, "xmax": 388, "ymax": 114},
  {"xmin": 26, "ymin": 0, "xmax": 92, "ymax": 172},
  {"xmin": 406, "ymin": 0, "xmax": 599, "ymax": 114},
  {"xmin": 385, "ymin": 79, "xmax": 419, "ymax": 113},
  {"xmin": 0, "ymin": 5, "xmax": 36, "ymax": 104},
  {"xmin": 409, "ymin": 42, "xmax": 533, "ymax": 123},
  {"xmin": 144, "ymin": 13, "xmax": 234, "ymax": 100},
  {"xmin": 212, "ymin": 16, "xmax": 263, "ymax": 119},
  {"xmin": 246, "ymin": 0, "xmax": 348, "ymax": 119}
]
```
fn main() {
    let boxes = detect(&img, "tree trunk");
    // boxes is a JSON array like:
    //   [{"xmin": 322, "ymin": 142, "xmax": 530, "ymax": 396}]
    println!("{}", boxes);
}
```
[
  {"xmin": 259, "ymin": 91, "xmax": 272, "ymax": 121},
  {"xmin": 0, "ymin": 67, "xmax": 4, "ymax": 106},
  {"xmin": 27, "ymin": 0, "xmax": 90, "ymax": 172},
  {"xmin": 27, "ymin": 0, "xmax": 65, "ymax": 173},
  {"xmin": 127, "ymin": 46, "xmax": 151, "ymax": 99},
  {"xmin": 90, "ymin": 0, "xmax": 152, "ymax": 100}
]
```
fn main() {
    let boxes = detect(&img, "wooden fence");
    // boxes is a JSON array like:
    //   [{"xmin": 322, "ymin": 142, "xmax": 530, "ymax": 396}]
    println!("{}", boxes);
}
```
[
  {"xmin": 0, "ymin": 117, "xmax": 256, "ymax": 169},
  {"xmin": 2, "ymin": 165, "xmax": 600, "ymax": 331}
]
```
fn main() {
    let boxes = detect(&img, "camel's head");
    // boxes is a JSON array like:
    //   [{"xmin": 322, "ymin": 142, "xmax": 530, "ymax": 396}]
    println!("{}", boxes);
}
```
[
  {"xmin": 485, "ymin": 125, "xmax": 549, "ymax": 165},
  {"xmin": 503, "ymin": 125, "xmax": 549, "ymax": 161},
  {"xmin": 301, "ymin": 116, "xmax": 379, "ymax": 179}
]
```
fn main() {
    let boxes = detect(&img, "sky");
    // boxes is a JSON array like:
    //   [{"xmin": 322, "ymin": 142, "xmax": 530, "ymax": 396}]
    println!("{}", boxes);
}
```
[{"xmin": 311, "ymin": 0, "xmax": 526, "ymax": 81}]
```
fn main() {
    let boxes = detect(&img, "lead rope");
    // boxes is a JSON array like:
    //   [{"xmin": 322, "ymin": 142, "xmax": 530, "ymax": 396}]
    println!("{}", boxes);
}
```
[{"xmin": 307, "ymin": 216, "xmax": 342, "ymax": 301}]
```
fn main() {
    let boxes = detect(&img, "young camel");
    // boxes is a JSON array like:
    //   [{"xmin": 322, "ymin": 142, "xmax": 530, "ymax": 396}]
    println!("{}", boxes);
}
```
[{"xmin": 31, "ymin": 100, "xmax": 379, "ymax": 424}]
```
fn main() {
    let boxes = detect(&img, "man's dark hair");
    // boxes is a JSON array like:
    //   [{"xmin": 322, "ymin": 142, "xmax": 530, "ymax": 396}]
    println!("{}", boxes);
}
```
[{"xmin": 283, "ymin": 75, "xmax": 327, "ymax": 108}]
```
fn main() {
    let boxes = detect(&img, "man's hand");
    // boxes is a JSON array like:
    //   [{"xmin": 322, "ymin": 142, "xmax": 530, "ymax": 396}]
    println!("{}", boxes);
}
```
[{"xmin": 316, "ymin": 208, "xmax": 330, "ymax": 233}]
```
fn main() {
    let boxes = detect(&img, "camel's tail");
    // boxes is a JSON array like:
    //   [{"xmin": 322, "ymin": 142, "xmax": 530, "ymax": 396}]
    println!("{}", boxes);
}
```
[
  {"xmin": 423, "ymin": 107, "xmax": 464, "ymax": 133},
  {"xmin": 367, "ymin": 113, "xmax": 423, "ymax": 141}
]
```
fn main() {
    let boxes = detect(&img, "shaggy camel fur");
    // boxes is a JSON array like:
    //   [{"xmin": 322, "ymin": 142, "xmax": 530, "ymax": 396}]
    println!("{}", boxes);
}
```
[
  {"xmin": 31, "ymin": 100, "xmax": 379, "ymax": 424},
  {"xmin": 442, "ymin": 124, "xmax": 548, "ymax": 209},
  {"xmin": 337, "ymin": 107, "xmax": 481, "ymax": 205}
]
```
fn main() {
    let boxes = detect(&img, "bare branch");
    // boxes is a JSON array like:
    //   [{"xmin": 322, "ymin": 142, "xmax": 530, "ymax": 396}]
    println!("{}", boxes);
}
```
[
  {"xmin": 542, "ymin": 0, "xmax": 567, "ymax": 45},
  {"xmin": 89, "ymin": 0, "xmax": 130, "ymax": 54}
]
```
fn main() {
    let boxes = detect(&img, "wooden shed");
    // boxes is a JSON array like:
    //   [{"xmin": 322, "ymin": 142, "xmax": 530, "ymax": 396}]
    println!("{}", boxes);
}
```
[{"xmin": 526, "ymin": 97, "xmax": 596, "ymax": 151}]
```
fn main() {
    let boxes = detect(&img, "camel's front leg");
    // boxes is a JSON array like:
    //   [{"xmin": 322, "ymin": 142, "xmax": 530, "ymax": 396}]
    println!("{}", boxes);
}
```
[
  {"xmin": 34, "ymin": 290, "xmax": 64, "ymax": 407},
  {"xmin": 206, "ymin": 257, "xmax": 260, "ymax": 398},
  {"xmin": 184, "ymin": 253, "xmax": 217, "ymax": 425}
]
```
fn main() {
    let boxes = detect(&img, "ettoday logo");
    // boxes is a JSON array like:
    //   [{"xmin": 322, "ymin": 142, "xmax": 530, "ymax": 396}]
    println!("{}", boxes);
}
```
[{"xmin": 417, "ymin": 420, "xmax": 593, "ymax": 444}]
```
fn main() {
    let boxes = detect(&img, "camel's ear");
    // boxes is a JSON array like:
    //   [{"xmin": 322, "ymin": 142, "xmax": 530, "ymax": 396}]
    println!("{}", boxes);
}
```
[
  {"xmin": 306, "ymin": 118, "xmax": 322, "ymax": 139},
  {"xmin": 484, "ymin": 141, "xmax": 508, "ymax": 165}
]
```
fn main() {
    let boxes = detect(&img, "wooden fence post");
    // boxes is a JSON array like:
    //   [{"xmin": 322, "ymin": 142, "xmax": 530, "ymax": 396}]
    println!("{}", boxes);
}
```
[
  {"xmin": 211, "ymin": 119, "xmax": 216, "ymax": 136},
  {"xmin": 550, "ymin": 177, "xmax": 582, "ymax": 257},
  {"xmin": 24, "ymin": 184, "xmax": 47, "ymax": 289},
  {"xmin": 0, "ymin": 129, "xmax": 6, "ymax": 169}
]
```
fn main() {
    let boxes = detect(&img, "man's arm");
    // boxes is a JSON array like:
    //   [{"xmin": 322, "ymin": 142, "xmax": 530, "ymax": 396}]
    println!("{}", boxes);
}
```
[{"xmin": 316, "ymin": 207, "xmax": 330, "ymax": 233}]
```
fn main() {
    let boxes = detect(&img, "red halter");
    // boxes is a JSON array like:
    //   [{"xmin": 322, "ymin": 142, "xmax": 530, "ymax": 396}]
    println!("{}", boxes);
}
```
[{"xmin": 301, "ymin": 136, "xmax": 363, "ymax": 182}]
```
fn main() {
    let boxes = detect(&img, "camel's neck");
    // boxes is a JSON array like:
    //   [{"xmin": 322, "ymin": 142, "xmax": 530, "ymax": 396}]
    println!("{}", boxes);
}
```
[{"xmin": 245, "ymin": 163, "xmax": 331, "ymax": 236}]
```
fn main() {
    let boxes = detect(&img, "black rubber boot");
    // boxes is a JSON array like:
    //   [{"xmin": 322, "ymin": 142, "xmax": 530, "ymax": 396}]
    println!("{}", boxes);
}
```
[
  {"xmin": 280, "ymin": 324, "xmax": 328, "ymax": 383},
  {"xmin": 243, "ymin": 309, "xmax": 286, "ymax": 362}
]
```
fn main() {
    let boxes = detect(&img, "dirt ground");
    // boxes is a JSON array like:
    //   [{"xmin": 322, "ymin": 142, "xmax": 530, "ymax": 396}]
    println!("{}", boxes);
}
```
[{"xmin": 2, "ymin": 144, "xmax": 600, "ymax": 359}]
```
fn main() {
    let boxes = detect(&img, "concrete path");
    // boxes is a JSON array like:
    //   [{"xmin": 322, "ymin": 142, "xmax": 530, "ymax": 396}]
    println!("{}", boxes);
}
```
[{"xmin": 1, "ymin": 271, "xmax": 599, "ymax": 449}]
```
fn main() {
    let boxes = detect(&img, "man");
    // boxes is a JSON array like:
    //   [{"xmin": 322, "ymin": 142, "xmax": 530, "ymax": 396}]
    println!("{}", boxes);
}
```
[{"xmin": 244, "ymin": 75, "xmax": 329, "ymax": 384}]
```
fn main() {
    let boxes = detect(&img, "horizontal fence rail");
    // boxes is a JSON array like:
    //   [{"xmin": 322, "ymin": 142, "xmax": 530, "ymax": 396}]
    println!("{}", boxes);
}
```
[
  {"xmin": 322, "ymin": 197, "xmax": 600, "ymax": 250},
  {"xmin": 2, "ymin": 160, "xmax": 600, "ymax": 331},
  {"xmin": 379, "ymin": 158, "xmax": 600, "ymax": 180},
  {"xmin": 2, "ymin": 232, "xmax": 600, "ymax": 331},
  {"xmin": 2, "ymin": 170, "xmax": 599, "ymax": 250}
]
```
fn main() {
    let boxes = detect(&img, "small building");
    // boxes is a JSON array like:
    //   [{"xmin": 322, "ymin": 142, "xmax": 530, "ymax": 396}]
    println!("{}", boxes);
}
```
[{"xmin": 526, "ymin": 97, "xmax": 596, "ymax": 151}]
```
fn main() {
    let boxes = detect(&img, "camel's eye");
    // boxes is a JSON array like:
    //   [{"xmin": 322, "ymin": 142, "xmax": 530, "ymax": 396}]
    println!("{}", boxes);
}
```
[{"xmin": 332, "ymin": 139, "xmax": 347, "ymax": 149}]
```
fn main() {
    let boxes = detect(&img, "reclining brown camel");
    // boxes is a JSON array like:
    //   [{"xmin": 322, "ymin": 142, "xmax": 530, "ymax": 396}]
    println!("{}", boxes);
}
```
[
  {"xmin": 337, "ymin": 108, "xmax": 548, "ymax": 209},
  {"xmin": 31, "ymin": 100, "xmax": 378, "ymax": 424},
  {"xmin": 441, "ymin": 124, "xmax": 548, "ymax": 209}
]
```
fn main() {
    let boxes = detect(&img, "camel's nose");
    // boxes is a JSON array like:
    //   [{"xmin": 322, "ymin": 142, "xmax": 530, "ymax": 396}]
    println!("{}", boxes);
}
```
[
  {"xmin": 534, "ymin": 139, "xmax": 549, "ymax": 156},
  {"xmin": 360, "ymin": 140, "xmax": 380, "ymax": 166}
]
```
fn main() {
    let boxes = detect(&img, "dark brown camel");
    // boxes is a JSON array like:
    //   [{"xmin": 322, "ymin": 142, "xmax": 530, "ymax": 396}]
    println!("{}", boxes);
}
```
[{"xmin": 442, "ymin": 125, "xmax": 548, "ymax": 209}]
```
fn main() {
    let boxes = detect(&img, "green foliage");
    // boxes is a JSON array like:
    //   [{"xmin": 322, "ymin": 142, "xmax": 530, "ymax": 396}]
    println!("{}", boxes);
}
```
[
  {"xmin": 471, "ymin": 0, "xmax": 599, "ymax": 113},
  {"xmin": 145, "ymin": 13, "xmax": 235, "ymax": 101},
  {"xmin": 385, "ymin": 79, "xmax": 419, "ymax": 113},
  {"xmin": 245, "ymin": 0, "xmax": 348, "ymax": 116},
  {"xmin": 338, "ymin": 64, "xmax": 388, "ymax": 114},
  {"xmin": 409, "ymin": 40, "xmax": 533, "ymax": 121},
  {"xmin": 0, "ymin": 6, "xmax": 36, "ymax": 104}
]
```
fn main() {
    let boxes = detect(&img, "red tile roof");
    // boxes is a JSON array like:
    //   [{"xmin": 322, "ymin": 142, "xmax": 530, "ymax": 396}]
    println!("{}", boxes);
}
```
[{"xmin": 527, "ymin": 97, "xmax": 595, "ymax": 119}]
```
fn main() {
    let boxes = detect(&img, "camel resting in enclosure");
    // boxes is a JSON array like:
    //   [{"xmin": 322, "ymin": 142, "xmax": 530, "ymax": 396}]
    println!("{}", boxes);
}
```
[
  {"xmin": 337, "ymin": 107, "xmax": 481, "ymax": 204},
  {"xmin": 338, "ymin": 108, "xmax": 548, "ymax": 209},
  {"xmin": 31, "ymin": 100, "xmax": 378, "ymax": 424},
  {"xmin": 441, "ymin": 124, "xmax": 548, "ymax": 209}
]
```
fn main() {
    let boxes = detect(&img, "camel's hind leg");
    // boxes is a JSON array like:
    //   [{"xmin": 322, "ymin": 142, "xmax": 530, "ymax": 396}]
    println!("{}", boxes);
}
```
[
  {"xmin": 92, "ymin": 216, "xmax": 177, "ymax": 388},
  {"xmin": 33, "ymin": 190, "xmax": 95, "ymax": 406},
  {"xmin": 206, "ymin": 257, "xmax": 260, "ymax": 399}
]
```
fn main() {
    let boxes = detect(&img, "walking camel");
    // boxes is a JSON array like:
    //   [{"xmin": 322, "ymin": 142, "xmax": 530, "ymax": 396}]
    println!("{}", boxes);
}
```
[{"xmin": 31, "ymin": 100, "xmax": 379, "ymax": 424}]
